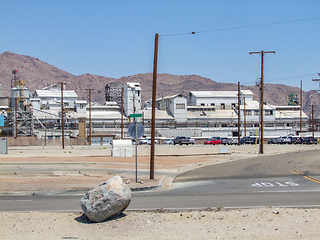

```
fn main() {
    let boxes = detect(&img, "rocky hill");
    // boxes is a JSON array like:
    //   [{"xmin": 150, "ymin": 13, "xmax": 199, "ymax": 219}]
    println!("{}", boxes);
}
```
[{"xmin": 0, "ymin": 51, "xmax": 319, "ymax": 117}]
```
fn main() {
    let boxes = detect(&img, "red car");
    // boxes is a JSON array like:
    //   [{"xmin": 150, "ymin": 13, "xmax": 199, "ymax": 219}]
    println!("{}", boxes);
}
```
[{"xmin": 204, "ymin": 138, "xmax": 221, "ymax": 145}]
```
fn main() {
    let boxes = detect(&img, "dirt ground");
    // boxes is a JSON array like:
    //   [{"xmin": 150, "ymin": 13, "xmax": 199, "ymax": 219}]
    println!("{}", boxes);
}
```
[
  {"xmin": 1, "ymin": 207, "xmax": 320, "ymax": 239},
  {"xmin": 1, "ymin": 144, "xmax": 320, "ymax": 239}
]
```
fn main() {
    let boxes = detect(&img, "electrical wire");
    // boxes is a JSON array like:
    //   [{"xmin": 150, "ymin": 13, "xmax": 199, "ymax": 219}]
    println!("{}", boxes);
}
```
[{"xmin": 160, "ymin": 16, "xmax": 320, "ymax": 37}]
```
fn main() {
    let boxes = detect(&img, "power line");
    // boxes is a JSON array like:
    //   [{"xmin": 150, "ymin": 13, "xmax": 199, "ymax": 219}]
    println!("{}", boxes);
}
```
[{"xmin": 160, "ymin": 16, "xmax": 320, "ymax": 37}]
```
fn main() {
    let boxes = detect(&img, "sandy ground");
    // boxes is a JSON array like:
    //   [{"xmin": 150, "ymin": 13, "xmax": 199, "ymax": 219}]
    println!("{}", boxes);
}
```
[
  {"xmin": 1, "ymin": 208, "xmax": 320, "ymax": 239},
  {"xmin": 1, "ymin": 144, "xmax": 320, "ymax": 239}
]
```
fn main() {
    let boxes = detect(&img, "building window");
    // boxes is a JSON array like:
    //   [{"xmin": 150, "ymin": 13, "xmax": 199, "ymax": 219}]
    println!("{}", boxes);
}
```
[
  {"xmin": 246, "ymin": 110, "xmax": 252, "ymax": 115},
  {"xmin": 80, "ymin": 104, "xmax": 84, "ymax": 109},
  {"xmin": 211, "ymin": 103, "xmax": 215, "ymax": 106},
  {"xmin": 176, "ymin": 103, "xmax": 185, "ymax": 109},
  {"xmin": 221, "ymin": 103, "xmax": 225, "ymax": 110},
  {"xmin": 265, "ymin": 123, "xmax": 274, "ymax": 127},
  {"xmin": 254, "ymin": 110, "xmax": 259, "ymax": 115},
  {"xmin": 200, "ymin": 103, "xmax": 205, "ymax": 106},
  {"xmin": 231, "ymin": 103, "xmax": 236, "ymax": 109},
  {"xmin": 265, "ymin": 110, "xmax": 273, "ymax": 116}
]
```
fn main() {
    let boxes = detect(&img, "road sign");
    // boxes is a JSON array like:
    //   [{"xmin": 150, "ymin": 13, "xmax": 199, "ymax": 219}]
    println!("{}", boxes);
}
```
[
  {"xmin": 129, "ymin": 113, "xmax": 143, "ymax": 118},
  {"xmin": 128, "ymin": 122, "xmax": 145, "ymax": 139}
]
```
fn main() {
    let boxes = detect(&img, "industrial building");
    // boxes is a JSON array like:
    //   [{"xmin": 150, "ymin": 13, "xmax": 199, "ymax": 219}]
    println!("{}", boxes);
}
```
[{"xmin": 0, "ymin": 71, "xmax": 313, "ymax": 145}]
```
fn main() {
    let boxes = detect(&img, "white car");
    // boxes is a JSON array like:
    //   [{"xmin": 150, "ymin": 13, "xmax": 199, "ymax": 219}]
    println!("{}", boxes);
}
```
[
  {"xmin": 139, "ymin": 138, "xmax": 158, "ymax": 145},
  {"xmin": 163, "ymin": 139, "xmax": 174, "ymax": 145}
]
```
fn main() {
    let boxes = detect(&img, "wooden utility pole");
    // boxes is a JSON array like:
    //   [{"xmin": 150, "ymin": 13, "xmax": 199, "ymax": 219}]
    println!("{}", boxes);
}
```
[
  {"xmin": 86, "ymin": 89, "xmax": 94, "ymax": 145},
  {"xmin": 312, "ymin": 76, "xmax": 320, "ymax": 90},
  {"xmin": 300, "ymin": 80, "xmax": 302, "ymax": 134},
  {"xmin": 14, "ymin": 98, "xmax": 17, "ymax": 138},
  {"xmin": 311, "ymin": 104, "xmax": 315, "ymax": 137},
  {"xmin": 44, "ymin": 116, "xmax": 47, "ymax": 146},
  {"xmin": 249, "ymin": 50, "xmax": 275, "ymax": 154},
  {"xmin": 60, "ymin": 82, "xmax": 66, "ymax": 149},
  {"xmin": 244, "ymin": 97, "xmax": 247, "ymax": 137},
  {"xmin": 237, "ymin": 82, "xmax": 241, "ymax": 146},
  {"xmin": 121, "ymin": 87, "xmax": 124, "ymax": 139},
  {"xmin": 150, "ymin": 33, "xmax": 159, "ymax": 180}
]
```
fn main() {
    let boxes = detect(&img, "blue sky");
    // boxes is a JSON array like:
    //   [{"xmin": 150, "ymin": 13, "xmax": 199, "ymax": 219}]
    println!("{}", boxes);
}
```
[{"xmin": 1, "ymin": 0, "xmax": 320, "ymax": 91}]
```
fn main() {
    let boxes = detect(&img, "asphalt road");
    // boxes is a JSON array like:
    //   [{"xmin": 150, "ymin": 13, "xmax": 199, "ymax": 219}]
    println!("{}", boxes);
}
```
[
  {"xmin": 1, "ymin": 149, "xmax": 320, "ymax": 211},
  {"xmin": 174, "ymin": 149, "xmax": 320, "ymax": 182},
  {"xmin": 1, "ymin": 174, "xmax": 320, "ymax": 211}
]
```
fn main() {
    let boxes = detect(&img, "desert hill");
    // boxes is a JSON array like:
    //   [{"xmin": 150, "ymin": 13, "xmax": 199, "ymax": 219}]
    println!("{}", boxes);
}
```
[{"xmin": 0, "ymin": 51, "xmax": 319, "ymax": 117}]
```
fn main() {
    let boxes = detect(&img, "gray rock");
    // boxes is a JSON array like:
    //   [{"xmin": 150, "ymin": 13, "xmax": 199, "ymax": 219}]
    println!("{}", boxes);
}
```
[{"xmin": 79, "ymin": 175, "xmax": 132, "ymax": 222}]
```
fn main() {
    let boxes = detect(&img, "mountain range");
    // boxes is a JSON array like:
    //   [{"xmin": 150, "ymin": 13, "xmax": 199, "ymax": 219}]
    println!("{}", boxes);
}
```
[{"xmin": 0, "ymin": 51, "xmax": 319, "ymax": 118}]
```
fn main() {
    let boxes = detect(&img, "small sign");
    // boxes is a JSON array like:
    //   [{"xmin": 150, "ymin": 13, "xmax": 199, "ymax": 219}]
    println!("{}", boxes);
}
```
[
  {"xmin": 0, "ymin": 116, "xmax": 4, "ymax": 127},
  {"xmin": 128, "ymin": 122, "xmax": 145, "ymax": 139},
  {"xmin": 129, "ymin": 113, "xmax": 142, "ymax": 118}
]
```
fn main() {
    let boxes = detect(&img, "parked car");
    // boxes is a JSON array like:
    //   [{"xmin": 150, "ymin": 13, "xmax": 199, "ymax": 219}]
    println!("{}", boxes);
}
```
[
  {"xmin": 139, "ymin": 138, "xmax": 158, "ymax": 145},
  {"xmin": 293, "ymin": 137, "xmax": 304, "ymax": 144},
  {"xmin": 186, "ymin": 137, "xmax": 195, "ymax": 145},
  {"xmin": 204, "ymin": 138, "xmax": 221, "ymax": 145},
  {"xmin": 163, "ymin": 139, "xmax": 174, "ymax": 145},
  {"xmin": 229, "ymin": 138, "xmax": 239, "ymax": 145},
  {"xmin": 220, "ymin": 138, "xmax": 231, "ymax": 145},
  {"xmin": 302, "ymin": 136, "xmax": 318, "ymax": 144},
  {"xmin": 173, "ymin": 136, "xmax": 190, "ymax": 145},
  {"xmin": 268, "ymin": 138, "xmax": 281, "ymax": 144},
  {"xmin": 241, "ymin": 136, "xmax": 259, "ymax": 144},
  {"xmin": 279, "ymin": 136, "xmax": 293, "ymax": 144}
]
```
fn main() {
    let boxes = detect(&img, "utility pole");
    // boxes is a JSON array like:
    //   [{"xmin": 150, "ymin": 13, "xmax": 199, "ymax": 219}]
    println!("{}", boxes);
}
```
[
  {"xmin": 150, "ymin": 33, "xmax": 159, "ymax": 180},
  {"xmin": 249, "ymin": 50, "xmax": 275, "ymax": 154},
  {"xmin": 60, "ymin": 82, "xmax": 66, "ymax": 149},
  {"xmin": 86, "ymin": 89, "xmax": 94, "ymax": 145},
  {"xmin": 311, "ymin": 104, "xmax": 315, "ymax": 137},
  {"xmin": 312, "ymin": 75, "xmax": 320, "ymax": 91},
  {"xmin": 300, "ymin": 80, "xmax": 302, "ymax": 135},
  {"xmin": 121, "ymin": 87, "xmax": 124, "ymax": 139},
  {"xmin": 44, "ymin": 116, "xmax": 47, "ymax": 146},
  {"xmin": 244, "ymin": 97, "xmax": 246, "ymax": 137},
  {"xmin": 14, "ymin": 98, "xmax": 18, "ymax": 138},
  {"xmin": 237, "ymin": 82, "xmax": 241, "ymax": 146}
]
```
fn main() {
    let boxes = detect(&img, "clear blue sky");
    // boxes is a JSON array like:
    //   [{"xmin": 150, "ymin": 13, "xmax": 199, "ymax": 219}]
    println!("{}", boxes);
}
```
[{"xmin": 1, "ymin": 0, "xmax": 320, "ymax": 91}]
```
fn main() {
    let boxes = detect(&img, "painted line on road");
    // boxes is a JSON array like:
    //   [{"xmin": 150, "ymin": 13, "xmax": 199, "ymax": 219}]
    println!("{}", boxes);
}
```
[
  {"xmin": 256, "ymin": 189, "xmax": 320, "ymax": 193},
  {"xmin": 0, "ymin": 200, "xmax": 32, "ymax": 202},
  {"xmin": 291, "ymin": 170, "xmax": 320, "ymax": 184}
]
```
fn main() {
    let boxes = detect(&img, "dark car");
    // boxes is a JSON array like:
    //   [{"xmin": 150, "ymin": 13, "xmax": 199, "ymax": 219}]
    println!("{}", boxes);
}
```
[
  {"xmin": 220, "ymin": 138, "xmax": 231, "ymax": 145},
  {"xmin": 241, "ymin": 136, "xmax": 259, "ymax": 144},
  {"xmin": 293, "ymin": 137, "xmax": 304, "ymax": 144},
  {"xmin": 173, "ymin": 136, "xmax": 190, "ymax": 145},
  {"xmin": 268, "ymin": 138, "xmax": 280, "ymax": 144},
  {"xmin": 303, "ymin": 137, "xmax": 318, "ymax": 144}
]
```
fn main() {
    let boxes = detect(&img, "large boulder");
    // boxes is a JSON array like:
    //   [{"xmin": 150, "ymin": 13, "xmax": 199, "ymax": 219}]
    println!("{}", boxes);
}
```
[{"xmin": 79, "ymin": 176, "xmax": 132, "ymax": 222}]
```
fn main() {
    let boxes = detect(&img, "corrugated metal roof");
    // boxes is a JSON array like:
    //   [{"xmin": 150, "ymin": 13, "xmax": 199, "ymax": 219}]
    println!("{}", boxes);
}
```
[
  {"xmin": 241, "ymin": 90, "xmax": 253, "ymax": 95},
  {"xmin": 190, "ymin": 91, "xmax": 238, "ymax": 98},
  {"xmin": 275, "ymin": 110, "xmax": 308, "ymax": 119},
  {"xmin": 142, "ymin": 109, "xmax": 174, "ymax": 120},
  {"xmin": 187, "ymin": 109, "xmax": 236, "ymax": 119},
  {"xmin": 240, "ymin": 100, "xmax": 273, "ymax": 110},
  {"xmin": 35, "ymin": 90, "xmax": 78, "ymax": 98}
]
